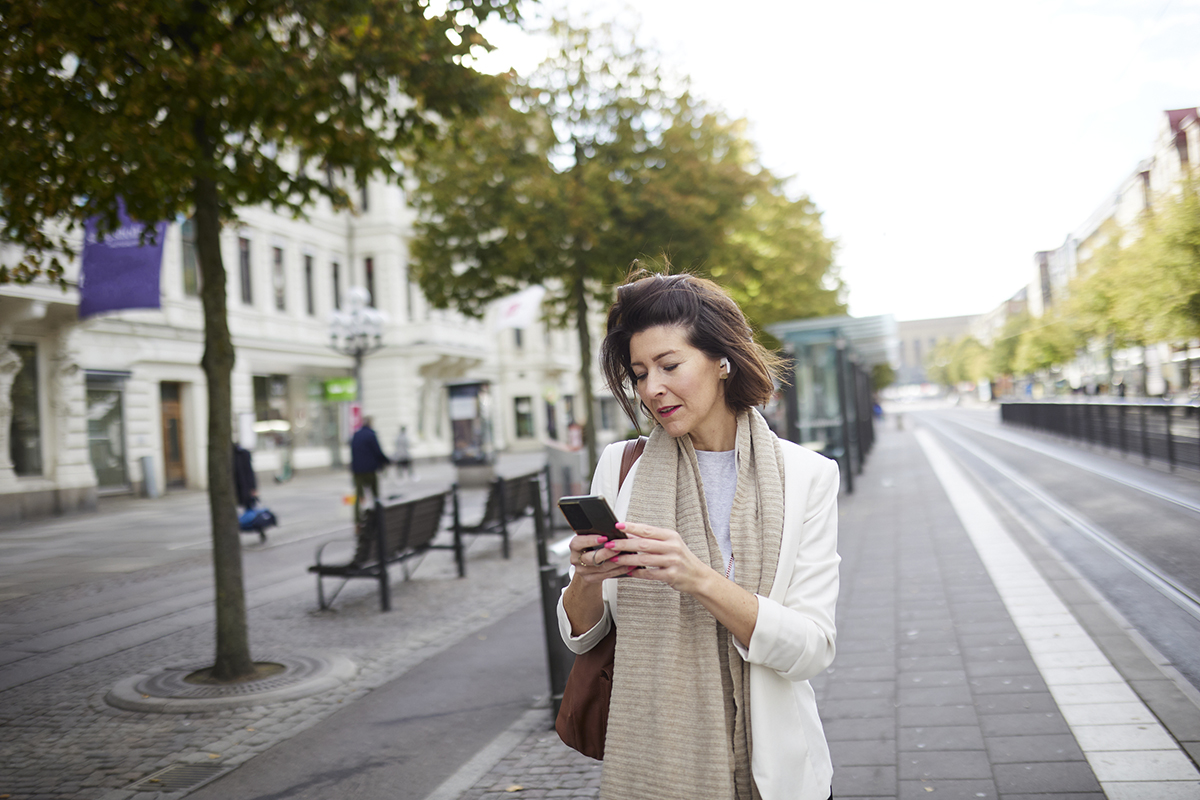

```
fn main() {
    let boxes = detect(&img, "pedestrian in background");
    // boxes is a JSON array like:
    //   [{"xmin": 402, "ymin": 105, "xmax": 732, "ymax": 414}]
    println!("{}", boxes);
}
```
[
  {"xmin": 559, "ymin": 269, "xmax": 840, "ymax": 800},
  {"xmin": 350, "ymin": 416, "xmax": 390, "ymax": 524},
  {"xmin": 394, "ymin": 425, "xmax": 413, "ymax": 480}
]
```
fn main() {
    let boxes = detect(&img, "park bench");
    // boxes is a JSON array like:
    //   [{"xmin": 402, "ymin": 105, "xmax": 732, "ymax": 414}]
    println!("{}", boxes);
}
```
[
  {"xmin": 453, "ymin": 471, "xmax": 542, "ymax": 567},
  {"xmin": 308, "ymin": 489, "xmax": 462, "ymax": 611}
]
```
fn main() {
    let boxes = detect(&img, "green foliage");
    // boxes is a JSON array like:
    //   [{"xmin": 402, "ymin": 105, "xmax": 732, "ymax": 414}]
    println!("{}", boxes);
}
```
[
  {"xmin": 870, "ymin": 362, "xmax": 896, "ymax": 392},
  {"xmin": 925, "ymin": 336, "xmax": 987, "ymax": 388},
  {"xmin": 707, "ymin": 174, "xmax": 846, "ymax": 333},
  {"xmin": 0, "ymin": 0, "xmax": 521, "ymax": 678},
  {"xmin": 0, "ymin": 0, "xmax": 519, "ymax": 284},
  {"xmin": 407, "ymin": 18, "xmax": 840, "ymax": 462},
  {"xmin": 1012, "ymin": 312, "xmax": 1082, "ymax": 375},
  {"xmin": 1068, "ymin": 178, "xmax": 1200, "ymax": 349},
  {"xmin": 988, "ymin": 312, "xmax": 1029, "ymax": 378}
]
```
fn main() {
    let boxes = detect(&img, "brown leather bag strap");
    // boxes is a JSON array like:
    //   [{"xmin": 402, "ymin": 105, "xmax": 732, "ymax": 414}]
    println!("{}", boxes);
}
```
[{"xmin": 618, "ymin": 436, "xmax": 647, "ymax": 492}]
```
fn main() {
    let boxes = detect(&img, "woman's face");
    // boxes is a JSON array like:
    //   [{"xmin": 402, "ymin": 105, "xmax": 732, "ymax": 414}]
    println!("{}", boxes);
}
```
[{"xmin": 628, "ymin": 324, "xmax": 736, "ymax": 452}]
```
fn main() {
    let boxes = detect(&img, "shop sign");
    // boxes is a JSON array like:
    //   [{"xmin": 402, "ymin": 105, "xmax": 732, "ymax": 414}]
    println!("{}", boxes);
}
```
[{"xmin": 324, "ymin": 377, "xmax": 357, "ymax": 401}]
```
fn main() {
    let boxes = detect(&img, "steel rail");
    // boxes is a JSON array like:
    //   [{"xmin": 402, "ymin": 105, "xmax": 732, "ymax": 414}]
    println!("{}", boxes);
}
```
[{"xmin": 922, "ymin": 417, "xmax": 1200, "ymax": 625}]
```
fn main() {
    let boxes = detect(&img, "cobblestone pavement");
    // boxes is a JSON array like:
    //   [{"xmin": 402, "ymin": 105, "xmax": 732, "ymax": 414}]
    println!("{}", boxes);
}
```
[{"xmin": 0, "ymin": 457, "xmax": 553, "ymax": 800}]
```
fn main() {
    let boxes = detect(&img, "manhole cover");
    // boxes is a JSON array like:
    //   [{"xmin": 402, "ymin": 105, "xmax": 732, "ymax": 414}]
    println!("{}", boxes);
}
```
[
  {"xmin": 137, "ymin": 654, "xmax": 327, "ymax": 698},
  {"xmin": 128, "ymin": 764, "xmax": 227, "ymax": 792}
]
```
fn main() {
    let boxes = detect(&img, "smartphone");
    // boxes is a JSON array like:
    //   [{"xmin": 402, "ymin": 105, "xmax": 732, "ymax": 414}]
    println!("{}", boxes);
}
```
[{"xmin": 557, "ymin": 494, "xmax": 625, "ymax": 539}]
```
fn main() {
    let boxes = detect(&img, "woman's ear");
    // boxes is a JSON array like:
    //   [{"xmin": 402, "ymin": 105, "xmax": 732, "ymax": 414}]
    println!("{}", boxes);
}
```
[{"xmin": 719, "ymin": 357, "xmax": 731, "ymax": 379}]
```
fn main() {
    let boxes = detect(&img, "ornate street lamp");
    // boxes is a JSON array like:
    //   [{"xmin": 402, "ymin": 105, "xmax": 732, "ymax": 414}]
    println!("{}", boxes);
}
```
[{"xmin": 329, "ymin": 286, "xmax": 386, "ymax": 406}]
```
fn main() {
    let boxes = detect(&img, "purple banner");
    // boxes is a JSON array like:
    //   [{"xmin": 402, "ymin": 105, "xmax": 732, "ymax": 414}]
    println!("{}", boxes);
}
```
[{"xmin": 78, "ymin": 202, "xmax": 168, "ymax": 320}]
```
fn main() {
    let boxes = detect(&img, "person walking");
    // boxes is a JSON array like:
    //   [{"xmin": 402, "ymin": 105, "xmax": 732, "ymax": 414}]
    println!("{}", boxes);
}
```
[
  {"xmin": 558, "ymin": 269, "xmax": 840, "ymax": 800},
  {"xmin": 350, "ymin": 416, "xmax": 391, "ymax": 524},
  {"xmin": 393, "ymin": 425, "xmax": 413, "ymax": 480}
]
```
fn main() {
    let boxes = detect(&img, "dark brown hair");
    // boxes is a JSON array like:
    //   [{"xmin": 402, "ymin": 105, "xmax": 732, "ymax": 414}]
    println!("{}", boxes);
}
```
[{"xmin": 601, "ymin": 266, "xmax": 784, "ymax": 429}]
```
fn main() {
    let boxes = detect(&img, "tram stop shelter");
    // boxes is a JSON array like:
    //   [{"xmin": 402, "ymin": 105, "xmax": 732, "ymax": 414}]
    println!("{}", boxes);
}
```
[{"xmin": 767, "ymin": 315, "xmax": 898, "ymax": 494}]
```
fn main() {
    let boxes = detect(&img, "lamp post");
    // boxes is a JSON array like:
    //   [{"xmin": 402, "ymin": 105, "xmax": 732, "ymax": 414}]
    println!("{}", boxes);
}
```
[{"xmin": 329, "ymin": 286, "xmax": 386, "ymax": 409}]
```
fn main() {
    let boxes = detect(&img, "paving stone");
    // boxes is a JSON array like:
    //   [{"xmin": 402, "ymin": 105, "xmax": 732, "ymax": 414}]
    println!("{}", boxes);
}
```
[
  {"xmin": 984, "ymin": 733, "xmax": 1087, "ymax": 763},
  {"xmin": 898, "ymin": 725, "xmax": 986, "ymax": 751},
  {"xmin": 898, "ymin": 750, "xmax": 993, "ymax": 780},
  {"xmin": 993, "ymin": 761, "xmax": 1103, "ymax": 794}
]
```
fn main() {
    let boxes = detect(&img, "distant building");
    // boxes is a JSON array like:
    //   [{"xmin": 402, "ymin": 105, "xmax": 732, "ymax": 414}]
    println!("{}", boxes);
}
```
[
  {"xmin": 0, "ymin": 176, "xmax": 617, "ymax": 522},
  {"xmin": 894, "ymin": 315, "xmax": 981, "ymax": 386},
  {"xmin": 1019, "ymin": 106, "xmax": 1199, "ymax": 395}
]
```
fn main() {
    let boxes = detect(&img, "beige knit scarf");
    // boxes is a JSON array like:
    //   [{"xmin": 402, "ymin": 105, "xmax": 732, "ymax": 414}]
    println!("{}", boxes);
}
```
[{"xmin": 602, "ymin": 409, "xmax": 785, "ymax": 800}]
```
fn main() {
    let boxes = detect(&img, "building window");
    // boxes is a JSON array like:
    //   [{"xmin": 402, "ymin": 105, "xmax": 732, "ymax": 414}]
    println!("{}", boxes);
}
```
[
  {"xmin": 304, "ymin": 254, "xmax": 315, "ymax": 316},
  {"xmin": 332, "ymin": 261, "xmax": 341, "ymax": 310},
  {"xmin": 360, "ymin": 183, "xmax": 369, "ymax": 213},
  {"xmin": 181, "ymin": 219, "xmax": 199, "ymax": 297},
  {"xmin": 564, "ymin": 395, "xmax": 576, "ymax": 425},
  {"xmin": 599, "ymin": 397, "xmax": 618, "ymax": 432},
  {"xmin": 514, "ymin": 396, "xmax": 534, "ymax": 439},
  {"xmin": 8, "ymin": 343, "xmax": 41, "ymax": 476},
  {"xmin": 913, "ymin": 339, "xmax": 922, "ymax": 368},
  {"xmin": 513, "ymin": 328, "xmax": 524, "ymax": 349},
  {"xmin": 272, "ymin": 246, "xmax": 286, "ymax": 311},
  {"xmin": 238, "ymin": 237, "xmax": 253, "ymax": 305},
  {"xmin": 545, "ymin": 399, "xmax": 558, "ymax": 440},
  {"xmin": 364, "ymin": 257, "xmax": 375, "ymax": 307}
]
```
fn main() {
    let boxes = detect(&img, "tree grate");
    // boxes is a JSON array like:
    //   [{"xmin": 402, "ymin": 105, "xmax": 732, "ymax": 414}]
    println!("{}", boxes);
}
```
[{"xmin": 127, "ymin": 764, "xmax": 228, "ymax": 792}]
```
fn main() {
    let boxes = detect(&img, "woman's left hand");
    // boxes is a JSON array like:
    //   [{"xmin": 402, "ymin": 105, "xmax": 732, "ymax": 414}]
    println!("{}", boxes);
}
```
[{"xmin": 605, "ymin": 521, "xmax": 715, "ymax": 594}]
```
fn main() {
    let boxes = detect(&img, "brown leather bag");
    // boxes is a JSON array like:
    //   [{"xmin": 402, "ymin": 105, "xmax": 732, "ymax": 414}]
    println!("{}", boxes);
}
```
[{"xmin": 554, "ymin": 436, "xmax": 646, "ymax": 760}]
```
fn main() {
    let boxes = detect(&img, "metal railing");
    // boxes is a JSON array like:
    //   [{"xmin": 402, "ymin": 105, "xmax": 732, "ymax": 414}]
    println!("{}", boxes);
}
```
[{"xmin": 1000, "ymin": 401, "xmax": 1200, "ymax": 472}]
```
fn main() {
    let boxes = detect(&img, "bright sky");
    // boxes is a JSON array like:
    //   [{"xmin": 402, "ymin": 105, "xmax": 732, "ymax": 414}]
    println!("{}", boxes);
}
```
[{"xmin": 474, "ymin": 0, "xmax": 1200, "ymax": 322}]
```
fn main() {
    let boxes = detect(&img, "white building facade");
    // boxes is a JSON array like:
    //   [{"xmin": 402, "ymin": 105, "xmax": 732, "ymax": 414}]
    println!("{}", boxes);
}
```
[{"xmin": 0, "ymin": 179, "xmax": 612, "ymax": 522}]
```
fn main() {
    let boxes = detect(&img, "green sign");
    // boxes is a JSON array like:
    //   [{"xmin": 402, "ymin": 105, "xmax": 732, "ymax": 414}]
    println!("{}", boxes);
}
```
[{"xmin": 324, "ymin": 377, "xmax": 357, "ymax": 402}]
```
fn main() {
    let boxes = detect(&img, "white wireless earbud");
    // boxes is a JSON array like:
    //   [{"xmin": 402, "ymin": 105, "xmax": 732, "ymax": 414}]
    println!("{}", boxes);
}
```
[{"xmin": 719, "ymin": 357, "xmax": 730, "ymax": 377}]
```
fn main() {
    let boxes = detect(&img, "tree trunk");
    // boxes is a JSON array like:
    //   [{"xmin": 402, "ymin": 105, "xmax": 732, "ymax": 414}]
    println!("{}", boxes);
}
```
[
  {"xmin": 572, "ymin": 267, "xmax": 599, "ymax": 472},
  {"xmin": 193, "ymin": 123, "xmax": 255, "ymax": 682}
]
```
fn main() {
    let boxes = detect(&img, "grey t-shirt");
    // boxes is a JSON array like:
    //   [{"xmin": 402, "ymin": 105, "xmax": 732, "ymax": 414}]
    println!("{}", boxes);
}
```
[{"xmin": 695, "ymin": 448, "xmax": 738, "ymax": 581}]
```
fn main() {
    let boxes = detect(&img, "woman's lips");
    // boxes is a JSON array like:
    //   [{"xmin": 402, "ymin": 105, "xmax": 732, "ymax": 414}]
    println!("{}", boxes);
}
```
[{"xmin": 658, "ymin": 405, "xmax": 681, "ymax": 418}]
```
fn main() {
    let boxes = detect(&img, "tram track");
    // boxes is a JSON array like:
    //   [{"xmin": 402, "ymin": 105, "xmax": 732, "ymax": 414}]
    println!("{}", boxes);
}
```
[{"xmin": 919, "ymin": 413, "xmax": 1200, "ymax": 625}]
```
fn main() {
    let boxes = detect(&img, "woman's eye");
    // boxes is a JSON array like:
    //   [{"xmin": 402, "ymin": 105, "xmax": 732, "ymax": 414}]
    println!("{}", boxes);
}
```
[
  {"xmin": 663, "ymin": 364, "xmax": 678, "ymax": 372},
  {"xmin": 632, "ymin": 373, "xmax": 646, "ymax": 383}
]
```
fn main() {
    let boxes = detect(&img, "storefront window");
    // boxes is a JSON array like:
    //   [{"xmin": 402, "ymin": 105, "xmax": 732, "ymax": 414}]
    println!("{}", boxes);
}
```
[
  {"xmin": 448, "ymin": 382, "xmax": 492, "ymax": 464},
  {"xmin": 87, "ymin": 376, "xmax": 129, "ymax": 489},
  {"xmin": 253, "ymin": 374, "xmax": 291, "ymax": 449},
  {"xmin": 9, "ymin": 343, "xmax": 41, "ymax": 476}
]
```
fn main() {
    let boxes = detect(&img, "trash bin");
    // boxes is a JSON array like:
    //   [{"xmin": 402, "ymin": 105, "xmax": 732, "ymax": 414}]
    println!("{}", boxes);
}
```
[{"xmin": 139, "ymin": 455, "xmax": 159, "ymax": 499}]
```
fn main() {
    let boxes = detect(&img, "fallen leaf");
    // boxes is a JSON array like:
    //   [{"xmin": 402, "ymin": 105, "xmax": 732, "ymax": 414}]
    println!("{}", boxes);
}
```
[
  {"xmin": 505, "ymin": 786, "xmax": 523, "ymax": 793},
  {"xmin": 208, "ymin": 753, "xmax": 220, "ymax": 759}
]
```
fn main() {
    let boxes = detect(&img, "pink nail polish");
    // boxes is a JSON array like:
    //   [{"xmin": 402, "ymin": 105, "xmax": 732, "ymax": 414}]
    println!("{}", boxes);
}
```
[
  {"xmin": 604, "ymin": 541, "xmax": 616, "ymax": 549},
  {"xmin": 597, "ymin": 537, "xmax": 608, "ymax": 544},
  {"xmin": 615, "ymin": 522, "xmax": 626, "ymax": 530}
]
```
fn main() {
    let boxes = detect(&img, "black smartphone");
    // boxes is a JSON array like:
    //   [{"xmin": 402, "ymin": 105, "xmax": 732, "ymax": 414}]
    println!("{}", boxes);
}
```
[{"xmin": 557, "ymin": 495, "xmax": 625, "ymax": 539}]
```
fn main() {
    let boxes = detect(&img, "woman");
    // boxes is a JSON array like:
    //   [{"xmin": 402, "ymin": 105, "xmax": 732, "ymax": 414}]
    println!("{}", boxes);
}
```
[{"xmin": 558, "ymin": 270, "xmax": 840, "ymax": 800}]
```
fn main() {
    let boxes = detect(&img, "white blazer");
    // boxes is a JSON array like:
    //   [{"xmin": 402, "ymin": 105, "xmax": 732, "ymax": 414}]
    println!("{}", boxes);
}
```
[{"xmin": 558, "ymin": 438, "xmax": 841, "ymax": 800}]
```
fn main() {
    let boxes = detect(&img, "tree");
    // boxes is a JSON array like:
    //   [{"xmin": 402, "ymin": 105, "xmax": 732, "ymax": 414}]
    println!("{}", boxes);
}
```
[
  {"xmin": 707, "ymin": 173, "xmax": 845, "ymax": 337},
  {"xmin": 408, "ymin": 19, "xmax": 840, "ymax": 467},
  {"xmin": 1, "ymin": 0, "xmax": 519, "ymax": 680},
  {"xmin": 1012, "ymin": 312, "xmax": 1082, "ymax": 378},
  {"xmin": 988, "ymin": 312, "xmax": 1030, "ymax": 381}
]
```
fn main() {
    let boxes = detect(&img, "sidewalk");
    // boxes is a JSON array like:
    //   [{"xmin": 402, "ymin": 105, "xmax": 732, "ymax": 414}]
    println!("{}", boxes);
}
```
[
  {"xmin": 3, "ymin": 427, "xmax": 1199, "ymax": 799},
  {"xmin": 435, "ymin": 421, "xmax": 1200, "ymax": 799}
]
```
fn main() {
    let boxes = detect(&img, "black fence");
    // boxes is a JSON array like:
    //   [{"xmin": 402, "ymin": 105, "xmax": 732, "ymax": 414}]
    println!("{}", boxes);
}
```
[{"xmin": 1000, "ymin": 401, "xmax": 1200, "ymax": 472}]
